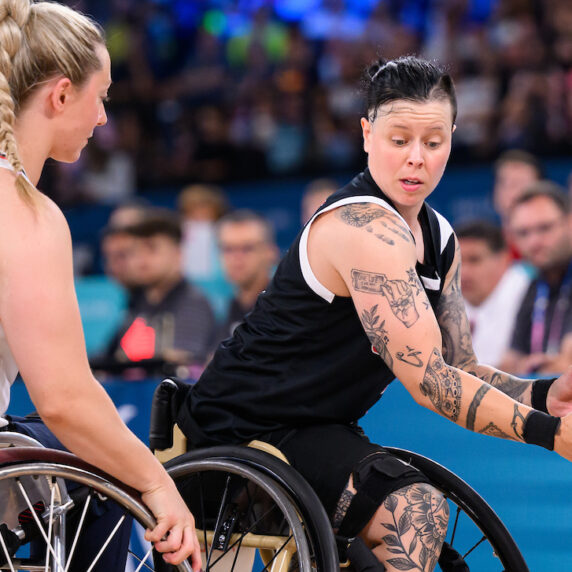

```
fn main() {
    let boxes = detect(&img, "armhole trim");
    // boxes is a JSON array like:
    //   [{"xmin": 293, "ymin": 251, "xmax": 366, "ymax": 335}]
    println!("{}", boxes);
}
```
[
  {"xmin": 434, "ymin": 210, "xmax": 454, "ymax": 254},
  {"xmin": 299, "ymin": 196, "xmax": 410, "ymax": 302}
]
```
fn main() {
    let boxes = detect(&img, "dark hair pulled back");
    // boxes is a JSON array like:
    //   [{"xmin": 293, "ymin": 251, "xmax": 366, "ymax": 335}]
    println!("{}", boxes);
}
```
[{"xmin": 362, "ymin": 56, "xmax": 457, "ymax": 124}]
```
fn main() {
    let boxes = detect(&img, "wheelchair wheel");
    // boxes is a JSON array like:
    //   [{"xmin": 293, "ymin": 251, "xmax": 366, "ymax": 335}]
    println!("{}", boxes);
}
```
[
  {"xmin": 386, "ymin": 447, "xmax": 528, "ymax": 572},
  {"xmin": 0, "ymin": 447, "xmax": 191, "ymax": 572},
  {"xmin": 163, "ymin": 446, "xmax": 339, "ymax": 571}
]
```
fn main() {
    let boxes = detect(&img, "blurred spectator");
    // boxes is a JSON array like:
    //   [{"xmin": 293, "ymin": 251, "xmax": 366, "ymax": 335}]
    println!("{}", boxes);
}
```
[
  {"xmin": 177, "ymin": 183, "xmax": 230, "ymax": 284},
  {"xmin": 100, "ymin": 209, "xmax": 216, "ymax": 376},
  {"xmin": 301, "ymin": 177, "xmax": 338, "ymax": 224},
  {"xmin": 215, "ymin": 209, "xmax": 279, "ymax": 343},
  {"xmin": 79, "ymin": 117, "xmax": 136, "ymax": 205},
  {"xmin": 456, "ymin": 220, "xmax": 530, "ymax": 368},
  {"xmin": 493, "ymin": 149, "xmax": 544, "ymax": 224},
  {"xmin": 100, "ymin": 201, "xmax": 150, "ymax": 290},
  {"xmin": 499, "ymin": 181, "xmax": 572, "ymax": 375}
]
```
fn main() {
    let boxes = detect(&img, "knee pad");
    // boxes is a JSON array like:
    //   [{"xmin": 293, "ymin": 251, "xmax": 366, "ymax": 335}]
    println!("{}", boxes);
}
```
[{"xmin": 338, "ymin": 451, "xmax": 430, "ymax": 538}]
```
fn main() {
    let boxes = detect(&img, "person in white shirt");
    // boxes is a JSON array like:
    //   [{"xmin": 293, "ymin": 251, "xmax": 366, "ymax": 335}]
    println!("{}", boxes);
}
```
[{"xmin": 457, "ymin": 220, "xmax": 530, "ymax": 367}]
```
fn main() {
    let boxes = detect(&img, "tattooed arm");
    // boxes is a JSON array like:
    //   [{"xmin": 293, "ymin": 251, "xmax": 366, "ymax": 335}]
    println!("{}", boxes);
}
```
[
  {"xmin": 435, "ymin": 238, "xmax": 536, "ymax": 408},
  {"xmin": 309, "ymin": 203, "xmax": 570, "ymax": 451}
]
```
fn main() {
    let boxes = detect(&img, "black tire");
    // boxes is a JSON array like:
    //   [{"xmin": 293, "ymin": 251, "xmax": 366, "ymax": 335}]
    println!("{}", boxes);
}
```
[
  {"xmin": 386, "ymin": 447, "xmax": 529, "ymax": 572},
  {"xmin": 164, "ymin": 446, "xmax": 339, "ymax": 571}
]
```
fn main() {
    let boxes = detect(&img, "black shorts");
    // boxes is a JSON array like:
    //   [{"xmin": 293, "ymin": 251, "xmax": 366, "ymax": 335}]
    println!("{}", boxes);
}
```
[{"xmin": 259, "ymin": 423, "xmax": 430, "ymax": 537}]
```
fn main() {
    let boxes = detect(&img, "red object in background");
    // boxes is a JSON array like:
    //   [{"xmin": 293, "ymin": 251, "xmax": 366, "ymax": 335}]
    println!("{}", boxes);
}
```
[{"xmin": 120, "ymin": 317, "xmax": 156, "ymax": 361}]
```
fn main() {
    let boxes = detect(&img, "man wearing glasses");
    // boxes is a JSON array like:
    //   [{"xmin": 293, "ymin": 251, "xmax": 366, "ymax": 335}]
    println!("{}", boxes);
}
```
[{"xmin": 500, "ymin": 181, "xmax": 572, "ymax": 375}]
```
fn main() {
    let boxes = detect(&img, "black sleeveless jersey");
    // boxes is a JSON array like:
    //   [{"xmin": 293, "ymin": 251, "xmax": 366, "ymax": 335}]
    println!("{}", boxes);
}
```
[{"xmin": 180, "ymin": 169, "xmax": 456, "ymax": 446}]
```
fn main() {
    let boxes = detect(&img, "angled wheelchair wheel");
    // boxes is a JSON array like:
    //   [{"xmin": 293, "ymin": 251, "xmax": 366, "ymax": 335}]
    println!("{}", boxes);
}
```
[
  {"xmin": 0, "ymin": 447, "xmax": 191, "ymax": 572},
  {"xmin": 386, "ymin": 447, "xmax": 529, "ymax": 572},
  {"xmin": 162, "ymin": 446, "xmax": 339, "ymax": 572}
]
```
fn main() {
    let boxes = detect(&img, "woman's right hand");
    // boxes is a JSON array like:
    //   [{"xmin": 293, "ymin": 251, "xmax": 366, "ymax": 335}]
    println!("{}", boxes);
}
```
[{"xmin": 141, "ymin": 477, "xmax": 202, "ymax": 570}]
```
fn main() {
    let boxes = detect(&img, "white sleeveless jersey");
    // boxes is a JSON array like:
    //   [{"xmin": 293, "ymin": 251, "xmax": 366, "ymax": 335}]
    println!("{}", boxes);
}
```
[{"xmin": 0, "ymin": 155, "xmax": 21, "ymax": 426}]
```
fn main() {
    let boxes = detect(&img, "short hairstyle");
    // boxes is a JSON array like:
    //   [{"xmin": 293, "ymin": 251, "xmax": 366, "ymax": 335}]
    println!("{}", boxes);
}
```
[
  {"xmin": 125, "ymin": 209, "xmax": 183, "ymax": 244},
  {"xmin": 0, "ymin": 1, "xmax": 105, "ymax": 201},
  {"xmin": 361, "ymin": 56, "xmax": 457, "ymax": 124},
  {"xmin": 510, "ymin": 180, "xmax": 570, "ymax": 216},
  {"xmin": 304, "ymin": 178, "xmax": 338, "ymax": 197},
  {"xmin": 217, "ymin": 209, "xmax": 275, "ymax": 244},
  {"xmin": 455, "ymin": 220, "xmax": 506, "ymax": 253},
  {"xmin": 177, "ymin": 184, "xmax": 229, "ymax": 220},
  {"xmin": 494, "ymin": 149, "xmax": 544, "ymax": 179}
]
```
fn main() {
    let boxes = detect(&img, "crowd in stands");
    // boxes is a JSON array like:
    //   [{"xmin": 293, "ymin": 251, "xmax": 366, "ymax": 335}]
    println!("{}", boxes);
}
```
[
  {"xmin": 39, "ymin": 0, "xmax": 572, "ymax": 383},
  {"xmin": 40, "ymin": 0, "xmax": 572, "ymax": 207}
]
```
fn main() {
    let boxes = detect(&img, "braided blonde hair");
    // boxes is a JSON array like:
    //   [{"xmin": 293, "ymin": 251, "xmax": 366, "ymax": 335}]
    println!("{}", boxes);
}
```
[{"xmin": 0, "ymin": 0, "xmax": 105, "ymax": 203}]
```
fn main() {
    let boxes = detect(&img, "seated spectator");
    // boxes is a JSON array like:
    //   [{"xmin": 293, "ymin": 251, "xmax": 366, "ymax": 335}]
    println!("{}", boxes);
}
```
[
  {"xmin": 301, "ymin": 177, "xmax": 338, "ymax": 225},
  {"xmin": 100, "ymin": 201, "xmax": 149, "ymax": 290},
  {"xmin": 99, "ymin": 209, "xmax": 216, "ymax": 377},
  {"xmin": 215, "ymin": 209, "xmax": 279, "ymax": 343},
  {"xmin": 499, "ymin": 181, "xmax": 572, "ymax": 375},
  {"xmin": 456, "ymin": 220, "xmax": 530, "ymax": 368},
  {"xmin": 178, "ymin": 183, "xmax": 229, "ymax": 284},
  {"xmin": 493, "ymin": 149, "xmax": 543, "ymax": 225}
]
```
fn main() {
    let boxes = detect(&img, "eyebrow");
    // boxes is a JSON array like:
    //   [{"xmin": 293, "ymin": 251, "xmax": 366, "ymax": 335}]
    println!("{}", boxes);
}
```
[{"xmin": 389, "ymin": 124, "xmax": 446, "ymax": 132}]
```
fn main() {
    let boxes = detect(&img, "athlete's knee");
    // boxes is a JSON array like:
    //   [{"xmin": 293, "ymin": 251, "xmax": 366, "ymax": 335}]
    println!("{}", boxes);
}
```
[
  {"xmin": 335, "ymin": 451, "xmax": 431, "ymax": 538},
  {"xmin": 375, "ymin": 482, "xmax": 449, "ymax": 546}
]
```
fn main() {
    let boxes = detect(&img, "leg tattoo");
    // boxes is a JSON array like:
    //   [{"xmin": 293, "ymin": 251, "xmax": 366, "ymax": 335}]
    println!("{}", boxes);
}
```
[{"xmin": 368, "ymin": 483, "xmax": 449, "ymax": 571}]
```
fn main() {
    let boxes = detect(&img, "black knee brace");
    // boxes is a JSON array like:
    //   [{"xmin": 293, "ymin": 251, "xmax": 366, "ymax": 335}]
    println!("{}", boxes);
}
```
[{"xmin": 338, "ymin": 451, "xmax": 430, "ymax": 538}]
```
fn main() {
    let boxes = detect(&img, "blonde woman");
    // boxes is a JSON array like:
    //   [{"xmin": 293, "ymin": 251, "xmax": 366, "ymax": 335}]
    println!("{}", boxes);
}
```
[{"xmin": 0, "ymin": 1, "xmax": 200, "ymax": 569}]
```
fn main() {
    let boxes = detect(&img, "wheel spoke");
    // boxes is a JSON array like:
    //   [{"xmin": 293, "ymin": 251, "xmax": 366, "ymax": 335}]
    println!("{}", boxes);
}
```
[
  {"xmin": 462, "ymin": 535, "xmax": 487, "ymax": 560},
  {"xmin": 64, "ymin": 493, "xmax": 92, "ymax": 572},
  {"xmin": 85, "ymin": 513, "xmax": 127, "ymax": 572},
  {"xmin": 133, "ymin": 545, "xmax": 154, "ymax": 572},
  {"xmin": 0, "ymin": 525, "xmax": 16, "ymax": 572},
  {"xmin": 45, "ymin": 478, "xmax": 57, "ymax": 572},
  {"xmin": 17, "ymin": 478, "xmax": 65, "ymax": 572},
  {"xmin": 449, "ymin": 504, "xmax": 461, "ymax": 546}
]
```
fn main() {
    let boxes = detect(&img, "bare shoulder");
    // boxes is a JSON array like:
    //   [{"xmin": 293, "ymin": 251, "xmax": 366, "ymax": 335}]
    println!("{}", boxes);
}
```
[
  {"xmin": 311, "ymin": 201, "xmax": 414, "ymax": 253},
  {"xmin": 0, "ymin": 177, "xmax": 71, "ymax": 266}
]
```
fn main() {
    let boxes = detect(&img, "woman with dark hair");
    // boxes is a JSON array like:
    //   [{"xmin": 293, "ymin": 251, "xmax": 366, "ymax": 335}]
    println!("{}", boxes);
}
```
[{"xmin": 178, "ymin": 56, "xmax": 572, "ymax": 570}]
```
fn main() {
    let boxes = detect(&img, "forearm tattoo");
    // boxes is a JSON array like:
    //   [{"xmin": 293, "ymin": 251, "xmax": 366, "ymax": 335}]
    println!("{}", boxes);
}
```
[
  {"xmin": 360, "ymin": 305, "xmax": 393, "ymax": 369},
  {"xmin": 435, "ymin": 262, "xmax": 474, "ymax": 368},
  {"xmin": 510, "ymin": 404, "xmax": 527, "ymax": 441},
  {"xmin": 479, "ymin": 422, "xmax": 515, "ymax": 441},
  {"xmin": 420, "ymin": 348, "xmax": 462, "ymax": 422},
  {"xmin": 397, "ymin": 346, "xmax": 424, "ymax": 368},
  {"xmin": 380, "ymin": 484, "xmax": 449, "ymax": 572},
  {"xmin": 466, "ymin": 385, "xmax": 491, "ymax": 431},
  {"xmin": 469, "ymin": 369, "xmax": 531, "ymax": 404},
  {"xmin": 437, "ymin": 251, "xmax": 532, "ymax": 403},
  {"xmin": 352, "ymin": 269, "xmax": 420, "ymax": 327}
]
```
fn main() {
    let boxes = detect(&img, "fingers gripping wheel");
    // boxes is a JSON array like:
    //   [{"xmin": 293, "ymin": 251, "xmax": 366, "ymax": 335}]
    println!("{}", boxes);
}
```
[{"xmin": 0, "ymin": 447, "xmax": 192, "ymax": 572}]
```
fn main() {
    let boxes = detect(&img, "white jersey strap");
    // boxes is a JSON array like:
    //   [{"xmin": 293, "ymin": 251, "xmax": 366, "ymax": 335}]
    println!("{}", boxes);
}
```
[{"xmin": 299, "ymin": 196, "xmax": 412, "ymax": 303}]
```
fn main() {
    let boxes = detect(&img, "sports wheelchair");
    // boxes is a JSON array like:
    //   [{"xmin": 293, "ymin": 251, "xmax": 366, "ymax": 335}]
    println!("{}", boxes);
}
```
[{"xmin": 148, "ymin": 379, "xmax": 530, "ymax": 572}]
